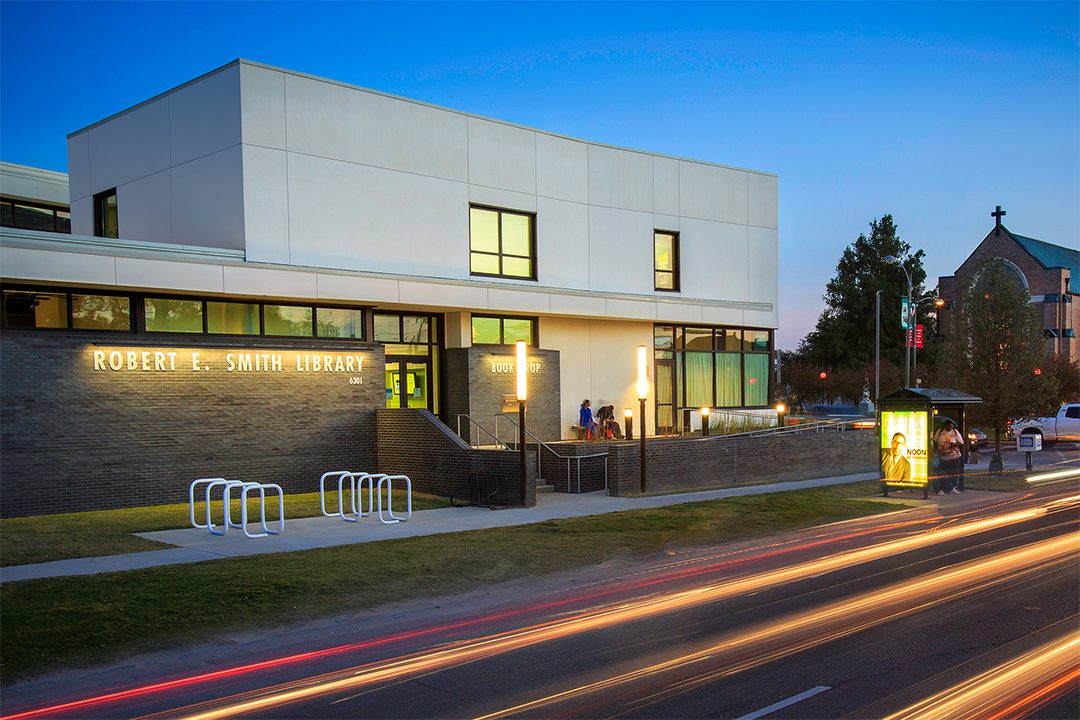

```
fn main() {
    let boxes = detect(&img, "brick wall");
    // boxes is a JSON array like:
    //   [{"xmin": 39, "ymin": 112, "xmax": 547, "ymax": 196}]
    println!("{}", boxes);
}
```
[
  {"xmin": 601, "ymin": 429, "xmax": 877, "ymax": 496},
  {"xmin": 376, "ymin": 408, "xmax": 537, "ymax": 507},
  {"xmin": 445, "ymin": 346, "xmax": 561, "ymax": 445},
  {"xmin": 0, "ymin": 332, "xmax": 384, "ymax": 517}
]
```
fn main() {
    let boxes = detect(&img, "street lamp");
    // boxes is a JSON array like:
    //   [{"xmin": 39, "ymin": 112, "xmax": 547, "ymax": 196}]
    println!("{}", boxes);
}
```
[
  {"xmin": 775, "ymin": 402, "xmax": 786, "ymax": 428},
  {"xmin": 637, "ymin": 344, "xmax": 648, "ymax": 494},
  {"xmin": 875, "ymin": 288, "xmax": 882, "ymax": 402},
  {"xmin": 700, "ymin": 406, "xmax": 710, "ymax": 437},
  {"xmin": 884, "ymin": 255, "xmax": 913, "ymax": 388},
  {"xmin": 516, "ymin": 340, "xmax": 527, "ymax": 504},
  {"xmin": 624, "ymin": 407, "xmax": 634, "ymax": 441}
]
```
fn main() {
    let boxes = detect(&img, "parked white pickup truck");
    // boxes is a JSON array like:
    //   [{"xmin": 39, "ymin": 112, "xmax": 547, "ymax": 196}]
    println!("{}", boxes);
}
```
[{"xmin": 1012, "ymin": 404, "xmax": 1080, "ymax": 443}]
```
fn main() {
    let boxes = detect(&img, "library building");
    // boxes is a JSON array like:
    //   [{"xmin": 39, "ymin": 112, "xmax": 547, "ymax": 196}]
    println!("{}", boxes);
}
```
[{"xmin": 0, "ymin": 60, "xmax": 779, "ymax": 516}]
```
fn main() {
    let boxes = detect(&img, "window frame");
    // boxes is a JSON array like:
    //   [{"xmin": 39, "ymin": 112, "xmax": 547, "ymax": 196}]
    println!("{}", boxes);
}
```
[
  {"xmin": 1, "ymin": 198, "xmax": 72, "ymax": 234},
  {"xmin": 1, "ymin": 285, "xmax": 133, "ymax": 333},
  {"xmin": 470, "ymin": 314, "xmax": 538, "ymax": 346},
  {"xmin": 469, "ymin": 204, "xmax": 538, "ymax": 281},
  {"xmin": 654, "ymin": 230, "xmax": 680, "ymax": 293},
  {"xmin": 93, "ymin": 188, "xmax": 119, "ymax": 239}
]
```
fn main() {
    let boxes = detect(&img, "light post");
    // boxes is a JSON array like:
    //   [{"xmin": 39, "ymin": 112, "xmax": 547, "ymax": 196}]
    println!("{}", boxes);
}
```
[
  {"xmin": 515, "ymin": 340, "xmax": 527, "ymax": 504},
  {"xmin": 624, "ymin": 408, "xmax": 634, "ymax": 441},
  {"xmin": 884, "ymin": 255, "xmax": 913, "ymax": 388},
  {"xmin": 637, "ymin": 344, "xmax": 648, "ymax": 494},
  {"xmin": 875, "ymin": 288, "xmax": 882, "ymax": 402},
  {"xmin": 700, "ymin": 407, "xmax": 710, "ymax": 436},
  {"xmin": 775, "ymin": 402, "xmax": 786, "ymax": 428}
]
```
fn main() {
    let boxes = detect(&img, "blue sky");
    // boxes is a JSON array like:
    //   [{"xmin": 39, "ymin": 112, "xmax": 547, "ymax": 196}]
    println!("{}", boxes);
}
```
[{"xmin": 2, "ymin": 1, "xmax": 1076, "ymax": 348}]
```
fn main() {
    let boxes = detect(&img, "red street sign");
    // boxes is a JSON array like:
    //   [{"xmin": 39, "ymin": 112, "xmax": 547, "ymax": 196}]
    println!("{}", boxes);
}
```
[{"xmin": 906, "ymin": 325, "xmax": 924, "ymax": 349}]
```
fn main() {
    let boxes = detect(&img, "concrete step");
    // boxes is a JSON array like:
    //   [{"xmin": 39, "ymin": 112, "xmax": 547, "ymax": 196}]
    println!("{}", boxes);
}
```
[{"xmin": 535, "ymin": 482, "xmax": 556, "ymax": 494}]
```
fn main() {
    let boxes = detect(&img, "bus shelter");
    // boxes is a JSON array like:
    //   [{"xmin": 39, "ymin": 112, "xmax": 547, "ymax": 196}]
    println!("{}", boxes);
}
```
[{"xmin": 877, "ymin": 388, "xmax": 983, "ymax": 497}]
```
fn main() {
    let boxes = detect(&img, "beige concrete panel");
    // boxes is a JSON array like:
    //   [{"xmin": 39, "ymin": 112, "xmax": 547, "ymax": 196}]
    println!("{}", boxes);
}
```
[
  {"xmin": 680, "ymin": 218, "xmax": 748, "ymax": 302},
  {"xmin": 118, "ymin": 169, "xmax": 173, "ymax": 245},
  {"xmin": 242, "ymin": 146, "xmax": 290, "ymax": 264},
  {"xmin": 653, "ymin": 156, "xmax": 680, "ymax": 216},
  {"xmin": 315, "ymin": 273, "xmax": 399, "ymax": 304},
  {"xmin": 223, "ymin": 265, "xmax": 317, "ymax": 298},
  {"xmin": 0, "ymin": 168, "xmax": 67, "ymax": 204},
  {"xmin": 743, "ymin": 306, "xmax": 778, "ymax": 330},
  {"xmin": 748, "ymin": 173, "xmax": 778, "ymax": 229},
  {"xmin": 549, "ymin": 292, "xmax": 606, "ymax": 317},
  {"xmin": 69, "ymin": 196, "xmax": 93, "ymax": 236},
  {"xmin": 587, "ymin": 206, "xmax": 654, "ymax": 294},
  {"xmin": 115, "ymin": 257, "xmax": 225, "ymax": 293},
  {"xmin": 468, "ymin": 185, "xmax": 536, "ymax": 213},
  {"xmin": 748, "ymin": 226, "xmax": 779, "ymax": 306},
  {"xmin": 536, "ymin": 197, "xmax": 589, "ymax": 290},
  {"xmin": 284, "ymin": 74, "xmax": 468, "ymax": 181},
  {"xmin": 701, "ymin": 305, "xmax": 745, "ymax": 326},
  {"xmin": 240, "ymin": 64, "xmax": 286, "ymax": 149},
  {"xmin": 87, "ymin": 97, "xmax": 171, "ymax": 193},
  {"xmin": 655, "ymin": 302, "xmax": 703, "ymax": 323},
  {"xmin": 605, "ymin": 298, "xmax": 657, "ymax": 320},
  {"xmin": 588, "ymin": 319, "xmax": 655, "ymax": 435},
  {"xmin": 536, "ymin": 134, "xmax": 588, "ymax": 203},
  {"xmin": 587, "ymin": 145, "xmax": 653, "ymax": 212},
  {"xmin": 287, "ymin": 154, "xmax": 468, "ymax": 277},
  {"xmin": 171, "ymin": 146, "xmax": 245, "ymax": 250},
  {"xmin": 169, "ymin": 65, "xmax": 242, "ymax": 166},
  {"xmin": 67, "ymin": 133, "xmax": 91, "ymax": 201},
  {"xmin": 679, "ymin": 161, "xmax": 748, "ymax": 225},
  {"xmin": 653, "ymin": 213, "xmax": 681, "ymax": 232},
  {"xmin": 538, "ymin": 316, "xmax": 593, "ymax": 438},
  {"xmin": 487, "ymin": 287, "xmax": 551, "ymax": 314},
  {"xmin": 443, "ymin": 311, "xmax": 471, "ymax": 348},
  {"xmin": 468, "ymin": 118, "xmax": 536, "ymax": 194},
  {"xmin": 0, "ymin": 246, "xmax": 116, "ymax": 285},
  {"xmin": 397, "ymin": 280, "xmax": 487, "ymax": 309}
]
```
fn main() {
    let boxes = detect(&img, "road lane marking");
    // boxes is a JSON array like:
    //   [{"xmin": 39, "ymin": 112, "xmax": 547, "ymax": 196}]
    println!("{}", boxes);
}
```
[{"xmin": 734, "ymin": 685, "xmax": 831, "ymax": 720}]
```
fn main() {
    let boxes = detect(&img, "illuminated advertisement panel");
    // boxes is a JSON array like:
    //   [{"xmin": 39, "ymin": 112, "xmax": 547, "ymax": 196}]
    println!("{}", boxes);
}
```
[{"xmin": 880, "ymin": 410, "xmax": 929, "ymax": 488}]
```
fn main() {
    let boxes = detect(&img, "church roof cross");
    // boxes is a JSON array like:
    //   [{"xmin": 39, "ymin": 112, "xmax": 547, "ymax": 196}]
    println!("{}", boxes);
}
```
[{"xmin": 992, "ymin": 205, "xmax": 1006, "ymax": 235}]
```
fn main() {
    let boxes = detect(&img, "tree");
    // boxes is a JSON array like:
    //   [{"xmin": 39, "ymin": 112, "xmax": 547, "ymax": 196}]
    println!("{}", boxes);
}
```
[
  {"xmin": 800, "ymin": 216, "xmax": 934, "ymax": 388},
  {"xmin": 948, "ymin": 258, "xmax": 1059, "ymax": 467}
]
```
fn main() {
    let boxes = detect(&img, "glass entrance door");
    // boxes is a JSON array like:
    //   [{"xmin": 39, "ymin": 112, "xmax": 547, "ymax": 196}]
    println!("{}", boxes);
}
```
[{"xmin": 384, "ymin": 356, "xmax": 431, "ymax": 410}]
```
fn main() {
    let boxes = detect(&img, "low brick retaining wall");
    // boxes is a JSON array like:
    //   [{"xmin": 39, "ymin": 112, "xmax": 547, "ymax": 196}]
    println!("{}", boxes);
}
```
[
  {"xmin": 550, "ymin": 429, "xmax": 877, "ymax": 496},
  {"xmin": 377, "ymin": 409, "xmax": 537, "ymax": 507}
]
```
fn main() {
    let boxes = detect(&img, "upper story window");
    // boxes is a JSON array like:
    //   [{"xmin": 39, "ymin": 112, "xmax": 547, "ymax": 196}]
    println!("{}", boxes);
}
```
[
  {"xmin": 654, "ymin": 231, "xmax": 679, "ymax": 292},
  {"xmin": 471, "ymin": 315, "xmax": 537, "ymax": 345},
  {"xmin": 94, "ymin": 189, "xmax": 119, "ymax": 239},
  {"xmin": 469, "ymin": 206, "xmax": 536, "ymax": 280},
  {"xmin": 1, "ymin": 198, "xmax": 71, "ymax": 233},
  {"xmin": 2, "ymin": 288, "xmax": 131, "ymax": 331}
]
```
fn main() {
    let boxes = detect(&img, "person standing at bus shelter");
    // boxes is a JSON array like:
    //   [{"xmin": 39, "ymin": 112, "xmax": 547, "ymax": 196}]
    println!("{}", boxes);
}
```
[{"xmin": 935, "ymin": 420, "xmax": 964, "ymax": 494}]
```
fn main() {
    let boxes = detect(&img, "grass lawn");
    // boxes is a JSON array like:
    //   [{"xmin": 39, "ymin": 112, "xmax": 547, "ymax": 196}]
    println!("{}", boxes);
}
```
[
  {"xmin": 0, "ymin": 480, "xmax": 895, "ymax": 681},
  {"xmin": 961, "ymin": 471, "xmax": 1035, "ymax": 493},
  {"xmin": 0, "ymin": 489, "xmax": 449, "ymax": 567}
]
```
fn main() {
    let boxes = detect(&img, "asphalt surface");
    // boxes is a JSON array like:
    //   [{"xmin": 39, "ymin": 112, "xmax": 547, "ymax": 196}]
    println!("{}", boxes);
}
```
[{"xmin": 4, "ymin": 484, "xmax": 1078, "ymax": 720}]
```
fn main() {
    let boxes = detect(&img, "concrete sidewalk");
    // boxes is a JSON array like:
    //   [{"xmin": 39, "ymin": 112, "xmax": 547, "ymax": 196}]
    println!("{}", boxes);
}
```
[{"xmin": 0, "ymin": 472, "xmax": 879, "ymax": 584}]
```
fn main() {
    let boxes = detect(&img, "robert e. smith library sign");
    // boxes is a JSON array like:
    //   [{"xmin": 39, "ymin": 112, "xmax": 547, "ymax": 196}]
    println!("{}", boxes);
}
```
[{"xmin": 92, "ymin": 347, "xmax": 368, "ymax": 377}]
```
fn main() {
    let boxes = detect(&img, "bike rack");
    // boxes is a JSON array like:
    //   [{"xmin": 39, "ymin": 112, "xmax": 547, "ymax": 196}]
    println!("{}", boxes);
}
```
[
  {"xmin": 240, "ymin": 482, "xmax": 284, "ymax": 538},
  {"xmin": 188, "ymin": 478, "xmax": 285, "ymax": 538},
  {"xmin": 376, "ymin": 474, "xmax": 412, "ymax": 525},
  {"xmin": 189, "ymin": 477, "xmax": 226, "ymax": 529},
  {"xmin": 319, "ymin": 470, "xmax": 353, "ymax": 518},
  {"xmin": 338, "ymin": 472, "xmax": 383, "ymax": 522}
]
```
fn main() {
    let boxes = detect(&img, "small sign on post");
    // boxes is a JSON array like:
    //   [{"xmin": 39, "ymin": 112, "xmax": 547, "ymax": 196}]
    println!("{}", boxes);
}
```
[
  {"xmin": 901, "ymin": 297, "xmax": 910, "ymax": 330},
  {"xmin": 1017, "ymin": 433, "xmax": 1042, "ymax": 471}
]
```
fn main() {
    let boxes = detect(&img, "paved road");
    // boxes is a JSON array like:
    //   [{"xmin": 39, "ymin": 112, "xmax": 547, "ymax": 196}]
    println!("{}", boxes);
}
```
[{"xmin": 5, "ymin": 483, "xmax": 1077, "ymax": 720}]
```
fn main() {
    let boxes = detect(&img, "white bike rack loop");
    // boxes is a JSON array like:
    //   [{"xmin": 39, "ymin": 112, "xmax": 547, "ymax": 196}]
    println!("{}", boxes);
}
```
[
  {"xmin": 338, "ymin": 472, "xmax": 381, "ymax": 522},
  {"xmin": 376, "ymin": 474, "xmax": 412, "ymax": 525},
  {"xmin": 240, "ymin": 482, "xmax": 284, "ymax": 538},
  {"xmin": 319, "ymin": 470, "xmax": 353, "ymax": 518},
  {"xmin": 189, "ymin": 477, "xmax": 226, "ymax": 529}
]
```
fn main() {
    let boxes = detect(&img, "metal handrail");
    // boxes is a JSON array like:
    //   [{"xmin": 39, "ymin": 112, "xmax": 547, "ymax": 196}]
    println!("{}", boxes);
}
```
[
  {"xmin": 496, "ymin": 413, "xmax": 610, "ymax": 494},
  {"xmin": 713, "ymin": 417, "xmax": 870, "ymax": 440},
  {"xmin": 456, "ymin": 414, "xmax": 512, "ymax": 450}
]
